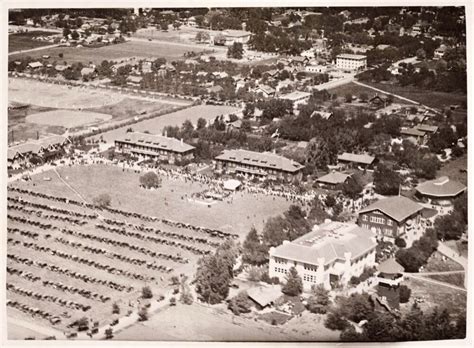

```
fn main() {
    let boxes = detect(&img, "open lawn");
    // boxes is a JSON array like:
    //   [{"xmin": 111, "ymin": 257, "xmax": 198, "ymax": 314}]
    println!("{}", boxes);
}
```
[
  {"xmin": 9, "ymin": 40, "xmax": 212, "ymax": 64},
  {"xmin": 9, "ymin": 31, "xmax": 58, "ymax": 53},
  {"xmin": 26, "ymin": 110, "xmax": 112, "ymax": 128},
  {"xmin": 437, "ymin": 154, "xmax": 467, "ymax": 185},
  {"xmin": 424, "ymin": 251, "xmax": 464, "ymax": 272},
  {"xmin": 401, "ymin": 278, "xmax": 466, "ymax": 316},
  {"xmin": 11, "ymin": 164, "xmax": 290, "ymax": 238},
  {"xmin": 425, "ymin": 274, "xmax": 465, "ymax": 288},
  {"xmin": 88, "ymin": 104, "xmax": 241, "ymax": 144},
  {"xmin": 114, "ymin": 302, "xmax": 340, "ymax": 341},
  {"xmin": 328, "ymin": 82, "xmax": 407, "ymax": 105},
  {"xmin": 9, "ymin": 78, "xmax": 124, "ymax": 109},
  {"xmin": 363, "ymin": 81, "xmax": 467, "ymax": 110}
]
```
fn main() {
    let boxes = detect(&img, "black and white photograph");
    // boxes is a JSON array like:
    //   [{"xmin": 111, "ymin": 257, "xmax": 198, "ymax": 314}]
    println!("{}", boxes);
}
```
[{"xmin": 1, "ymin": 1, "xmax": 472, "ymax": 346}]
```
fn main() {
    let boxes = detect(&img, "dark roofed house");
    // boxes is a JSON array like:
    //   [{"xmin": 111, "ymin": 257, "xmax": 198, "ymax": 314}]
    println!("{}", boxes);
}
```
[
  {"xmin": 400, "ymin": 127, "xmax": 427, "ymax": 145},
  {"xmin": 316, "ymin": 171, "xmax": 351, "ymax": 189},
  {"xmin": 376, "ymin": 258, "xmax": 405, "ymax": 310},
  {"xmin": 255, "ymin": 85, "xmax": 276, "ymax": 98},
  {"xmin": 215, "ymin": 149, "xmax": 304, "ymax": 182},
  {"xmin": 115, "ymin": 132, "xmax": 195, "ymax": 164},
  {"xmin": 337, "ymin": 152, "xmax": 375, "ymax": 169},
  {"xmin": 358, "ymin": 196, "xmax": 424, "ymax": 241},
  {"xmin": 369, "ymin": 95, "xmax": 390, "ymax": 109},
  {"xmin": 247, "ymin": 285, "xmax": 282, "ymax": 309},
  {"xmin": 415, "ymin": 176, "xmax": 466, "ymax": 206}
]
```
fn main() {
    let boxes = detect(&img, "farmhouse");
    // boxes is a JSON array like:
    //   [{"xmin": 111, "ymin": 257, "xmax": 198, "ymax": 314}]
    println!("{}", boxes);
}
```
[
  {"xmin": 269, "ymin": 221, "xmax": 377, "ymax": 290},
  {"xmin": 114, "ymin": 132, "xmax": 195, "ymax": 164},
  {"xmin": 337, "ymin": 152, "xmax": 375, "ymax": 169},
  {"xmin": 214, "ymin": 149, "xmax": 304, "ymax": 181},
  {"xmin": 336, "ymin": 54, "xmax": 367, "ymax": 71},
  {"xmin": 358, "ymin": 196, "xmax": 424, "ymax": 241},
  {"xmin": 414, "ymin": 176, "xmax": 466, "ymax": 206}
]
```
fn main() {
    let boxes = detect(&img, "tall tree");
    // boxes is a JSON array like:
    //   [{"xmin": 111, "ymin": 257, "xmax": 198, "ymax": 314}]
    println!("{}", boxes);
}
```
[
  {"xmin": 242, "ymin": 227, "xmax": 268, "ymax": 265},
  {"xmin": 281, "ymin": 266, "xmax": 303, "ymax": 296}
]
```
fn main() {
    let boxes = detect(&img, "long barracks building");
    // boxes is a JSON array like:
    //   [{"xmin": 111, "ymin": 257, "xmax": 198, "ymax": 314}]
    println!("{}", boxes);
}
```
[{"xmin": 214, "ymin": 149, "xmax": 304, "ymax": 181}]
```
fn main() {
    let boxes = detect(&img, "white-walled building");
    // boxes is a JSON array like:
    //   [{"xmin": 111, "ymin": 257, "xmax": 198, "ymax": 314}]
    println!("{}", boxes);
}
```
[
  {"xmin": 269, "ymin": 221, "xmax": 377, "ymax": 290},
  {"xmin": 336, "ymin": 54, "xmax": 367, "ymax": 71}
]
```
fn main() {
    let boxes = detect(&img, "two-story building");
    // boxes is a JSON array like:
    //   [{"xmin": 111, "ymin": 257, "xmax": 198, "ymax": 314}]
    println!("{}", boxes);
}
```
[
  {"xmin": 214, "ymin": 149, "xmax": 304, "ymax": 182},
  {"xmin": 114, "ymin": 132, "xmax": 195, "ymax": 164},
  {"xmin": 337, "ymin": 152, "xmax": 376, "ymax": 169},
  {"xmin": 269, "ymin": 221, "xmax": 377, "ymax": 290},
  {"xmin": 358, "ymin": 196, "xmax": 424, "ymax": 241},
  {"xmin": 336, "ymin": 54, "xmax": 367, "ymax": 71}
]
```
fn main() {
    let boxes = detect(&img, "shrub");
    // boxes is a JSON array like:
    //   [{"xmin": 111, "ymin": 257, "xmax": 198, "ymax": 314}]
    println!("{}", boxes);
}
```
[
  {"xmin": 170, "ymin": 297, "xmax": 177, "ymax": 306},
  {"xmin": 105, "ymin": 328, "xmax": 113, "ymax": 339},
  {"xmin": 395, "ymin": 237, "xmax": 407, "ymax": 248},
  {"xmin": 399, "ymin": 285, "xmax": 411, "ymax": 303},
  {"xmin": 325, "ymin": 312, "xmax": 350, "ymax": 331},
  {"xmin": 247, "ymin": 266, "xmax": 262, "ymax": 282},
  {"xmin": 350, "ymin": 276, "xmax": 361, "ymax": 286},
  {"xmin": 227, "ymin": 291, "xmax": 253, "ymax": 315},
  {"xmin": 142, "ymin": 286, "xmax": 153, "ymax": 299},
  {"xmin": 281, "ymin": 267, "xmax": 303, "ymax": 296},
  {"xmin": 93, "ymin": 193, "xmax": 111, "ymax": 207}
]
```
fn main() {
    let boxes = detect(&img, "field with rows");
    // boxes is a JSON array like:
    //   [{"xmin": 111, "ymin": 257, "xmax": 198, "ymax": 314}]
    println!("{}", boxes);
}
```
[{"xmin": 6, "ymin": 185, "xmax": 232, "ymax": 335}]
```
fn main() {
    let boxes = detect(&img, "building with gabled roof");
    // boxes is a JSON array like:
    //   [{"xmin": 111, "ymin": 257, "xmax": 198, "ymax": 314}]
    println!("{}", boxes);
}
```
[
  {"xmin": 269, "ymin": 220, "xmax": 377, "ymax": 290},
  {"xmin": 358, "ymin": 196, "xmax": 424, "ymax": 240},
  {"xmin": 214, "ymin": 149, "xmax": 304, "ymax": 182},
  {"xmin": 316, "ymin": 171, "xmax": 351, "ymax": 189},
  {"xmin": 336, "ymin": 54, "xmax": 367, "ymax": 71},
  {"xmin": 415, "ymin": 176, "xmax": 466, "ymax": 206},
  {"xmin": 337, "ymin": 152, "xmax": 375, "ymax": 168},
  {"xmin": 114, "ymin": 132, "xmax": 195, "ymax": 164}
]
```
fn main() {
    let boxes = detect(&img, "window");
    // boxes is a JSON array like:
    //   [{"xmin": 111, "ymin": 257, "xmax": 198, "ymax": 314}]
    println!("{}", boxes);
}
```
[
  {"xmin": 362, "ymin": 215, "xmax": 368, "ymax": 221},
  {"xmin": 387, "ymin": 220, "xmax": 393, "ymax": 226}
]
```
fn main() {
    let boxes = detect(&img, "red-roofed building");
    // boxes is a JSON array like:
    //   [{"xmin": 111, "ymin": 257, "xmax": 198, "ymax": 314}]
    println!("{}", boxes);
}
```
[
  {"xmin": 269, "ymin": 221, "xmax": 377, "ymax": 290},
  {"xmin": 358, "ymin": 196, "xmax": 424, "ymax": 241}
]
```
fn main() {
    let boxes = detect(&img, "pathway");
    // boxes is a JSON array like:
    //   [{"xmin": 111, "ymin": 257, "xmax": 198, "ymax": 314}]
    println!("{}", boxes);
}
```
[
  {"xmin": 403, "ymin": 273, "xmax": 466, "ymax": 292},
  {"xmin": 436, "ymin": 242, "xmax": 468, "ymax": 289},
  {"xmin": 9, "ymin": 43, "xmax": 61, "ymax": 56},
  {"xmin": 314, "ymin": 74, "xmax": 355, "ymax": 91},
  {"xmin": 352, "ymin": 80, "xmax": 420, "ymax": 105},
  {"xmin": 8, "ymin": 316, "xmax": 66, "ymax": 339}
]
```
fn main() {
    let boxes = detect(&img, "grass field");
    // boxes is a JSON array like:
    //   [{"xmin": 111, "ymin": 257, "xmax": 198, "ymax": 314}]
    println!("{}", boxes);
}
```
[
  {"xmin": 424, "ymin": 251, "xmax": 464, "ymax": 272},
  {"xmin": 88, "ymin": 104, "xmax": 241, "ymax": 144},
  {"xmin": 9, "ymin": 31, "xmax": 57, "ymax": 53},
  {"xmin": 425, "ymin": 274, "xmax": 465, "ymax": 288},
  {"xmin": 437, "ymin": 154, "xmax": 467, "ymax": 185},
  {"xmin": 26, "ymin": 110, "xmax": 112, "ymax": 128},
  {"xmin": 11, "ymin": 164, "xmax": 290, "ymax": 237},
  {"xmin": 328, "ymin": 82, "xmax": 406, "ymax": 104},
  {"xmin": 363, "ymin": 81, "xmax": 467, "ymax": 110},
  {"xmin": 401, "ymin": 278, "xmax": 466, "ymax": 316},
  {"xmin": 9, "ymin": 40, "xmax": 210, "ymax": 64}
]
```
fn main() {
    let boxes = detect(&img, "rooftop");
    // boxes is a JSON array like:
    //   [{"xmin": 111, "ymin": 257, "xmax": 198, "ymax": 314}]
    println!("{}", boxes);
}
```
[
  {"xmin": 271, "ymin": 221, "xmax": 376, "ymax": 266},
  {"xmin": 279, "ymin": 91, "xmax": 311, "ymax": 101},
  {"xmin": 337, "ymin": 54, "xmax": 367, "ymax": 60},
  {"xmin": 115, "ymin": 132, "xmax": 195, "ymax": 153},
  {"xmin": 8, "ymin": 135, "xmax": 70, "ymax": 160},
  {"xmin": 316, "ymin": 172, "xmax": 351, "ymax": 185},
  {"xmin": 215, "ymin": 149, "xmax": 304, "ymax": 173},
  {"xmin": 247, "ymin": 285, "xmax": 282, "ymax": 307},
  {"xmin": 359, "ymin": 196, "xmax": 424, "ymax": 222},
  {"xmin": 338, "ymin": 152, "xmax": 375, "ymax": 165},
  {"xmin": 415, "ymin": 176, "xmax": 466, "ymax": 198},
  {"xmin": 401, "ymin": 127, "xmax": 426, "ymax": 137},
  {"xmin": 378, "ymin": 258, "xmax": 404, "ymax": 274}
]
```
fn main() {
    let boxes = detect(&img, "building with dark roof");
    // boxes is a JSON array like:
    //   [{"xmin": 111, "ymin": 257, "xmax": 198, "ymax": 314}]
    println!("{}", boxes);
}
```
[
  {"xmin": 114, "ymin": 132, "xmax": 195, "ymax": 164},
  {"xmin": 214, "ymin": 149, "xmax": 304, "ymax": 181},
  {"xmin": 269, "ymin": 221, "xmax": 377, "ymax": 290},
  {"xmin": 415, "ymin": 176, "xmax": 466, "ymax": 206},
  {"xmin": 376, "ymin": 258, "xmax": 405, "ymax": 310},
  {"xmin": 358, "ymin": 196, "xmax": 424, "ymax": 240},
  {"xmin": 337, "ymin": 152, "xmax": 375, "ymax": 169},
  {"xmin": 316, "ymin": 171, "xmax": 351, "ymax": 189}
]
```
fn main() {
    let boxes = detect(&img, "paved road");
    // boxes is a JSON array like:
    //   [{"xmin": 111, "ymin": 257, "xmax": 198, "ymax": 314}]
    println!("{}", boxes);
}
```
[
  {"xmin": 314, "ymin": 74, "xmax": 355, "ymax": 91},
  {"xmin": 352, "ymin": 80, "xmax": 420, "ymax": 105},
  {"xmin": 9, "ymin": 43, "xmax": 61, "ymax": 56}
]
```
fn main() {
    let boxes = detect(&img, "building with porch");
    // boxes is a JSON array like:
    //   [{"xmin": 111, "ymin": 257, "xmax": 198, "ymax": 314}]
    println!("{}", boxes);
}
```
[
  {"xmin": 415, "ymin": 176, "xmax": 466, "ymax": 206},
  {"xmin": 375, "ymin": 258, "xmax": 405, "ymax": 310},
  {"xmin": 358, "ymin": 196, "xmax": 424, "ymax": 241},
  {"xmin": 114, "ymin": 132, "xmax": 195, "ymax": 164},
  {"xmin": 269, "ymin": 221, "xmax": 377, "ymax": 290},
  {"xmin": 214, "ymin": 149, "xmax": 304, "ymax": 182}
]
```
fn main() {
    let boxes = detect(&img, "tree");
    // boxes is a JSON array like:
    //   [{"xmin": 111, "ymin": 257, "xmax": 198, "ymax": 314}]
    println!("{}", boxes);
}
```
[
  {"xmin": 63, "ymin": 27, "xmax": 71, "ymax": 38},
  {"xmin": 242, "ymin": 227, "xmax": 268, "ymax": 265},
  {"xmin": 416, "ymin": 48, "xmax": 427, "ymax": 60},
  {"xmin": 227, "ymin": 42, "xmax": 244, "ymax": 59},
  {"xmin": 399, "ymin": 285, "xmax": 411, "ymax": 303},
  {"xmin": 105, "ymin": 328, "xmax": 114, "ymax": 339},
  {"xmin": 433, "ymin": 213, "xmax": 465, "ymax": 240},
  {"xmin": 373, "ymin": 164, "xmax": 401, "ymax": 195},
  {"xmin": 395, "ymin": 237, "xmax": 407, "ymax": 248},
  {"xmin": 359, "ymin": 92, "xmax": 369, "ymax": 102},
  {"xmin": 345, "ymin": 93, "xmax": 353, "ymax": 103},
  {"xmin": 195, "ymin": 242, "xmax": 237, "ymax": 304},
  {"xmin": 195, "ymin": 31, "xmax": 210, "ymax": 42},
  {"xmin": 141, "ymin": 286, "xmax": 153, "ymax": 299},
  {"xmin": 227, "ymin": 291, "xmax": 253, "ymax": 315},
  {"xmin": 173, "ymin": 21, "xmax": 182, "ymax": 30},
  {"xmin": 196, "ymin": 117, "xmax": 207, "ymax": 130},
  {"xmin": 262, "ymin": 215, "xmax": 288, "ymax": 249},
  {"xmin": 306, "ymin": 284, "xmax": 330, "ymax": 314},
  {"xmin": 342, "ymin": 176, "xmax": 363, "ymax": 201},
  {"xmin": 71, "ymin": 30, "xmax": 80, "ymax": 40},
  {"xmin": 139, "ymin": 171, "xmax": 161, "ymax": 189},
  {"xmin": 93, "ymin": 193, "xmax": 111, "ymax": 207},
  {"xmin": 281, "ymin": 267, "xmax": 303, "ymax": 296},
  {"xmin": 179, "ymin": 275, "xmax": 194, "ymax": 305},
  {"xmin": 325, "ymin": 312, "xmax": 350, "ymax": 331}
]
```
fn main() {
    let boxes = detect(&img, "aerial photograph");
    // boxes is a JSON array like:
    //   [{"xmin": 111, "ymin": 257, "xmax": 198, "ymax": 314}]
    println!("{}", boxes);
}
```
[{"xmin": 4, "ymin": 5, "xmax": 469, "ymax": 344}]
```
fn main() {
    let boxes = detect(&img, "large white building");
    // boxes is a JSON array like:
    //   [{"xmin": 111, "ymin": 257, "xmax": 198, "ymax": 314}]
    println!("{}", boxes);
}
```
[
  {"xmin": 269, "ymin": 221, "xmax": 377, "ymax": 290},
  {"xmin": 336, "ymin": 54, "xmax": 367, "ymax": 71}
]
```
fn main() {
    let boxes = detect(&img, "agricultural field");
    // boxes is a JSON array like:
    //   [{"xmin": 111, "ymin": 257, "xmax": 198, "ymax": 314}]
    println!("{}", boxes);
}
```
[
  {"xmin": 88, "ymin": 104, "xmax": 241, "ymax": 144},
  {"xmin": 437, "ymin": 154, "xmax": 467, "ymax": 185},
  {"xmin": 9, "ymin": 31, "xmax": 58, "ymax": 53},
  {"xmin": 9, "ymin": 40, "xmax": 214, "ymax": 65}
]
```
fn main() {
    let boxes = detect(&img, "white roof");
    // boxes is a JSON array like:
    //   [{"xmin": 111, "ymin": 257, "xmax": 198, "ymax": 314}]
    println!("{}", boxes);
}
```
[
  {"xmin": 337, "ymin": 54, "xmax": 367, "ymax": 60},
  {"xmin": 223, "ymin": 179, "xmax": 241, "ymax": 191}
]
